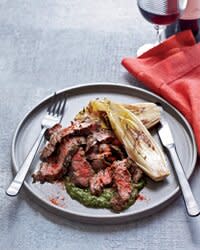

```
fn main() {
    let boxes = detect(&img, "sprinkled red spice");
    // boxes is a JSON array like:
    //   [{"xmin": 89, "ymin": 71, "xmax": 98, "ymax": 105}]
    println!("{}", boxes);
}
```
[
  {"xmin": 137, "ymin": 194, "xmax": 146, "ymax": 201},
  {"xmin": 52, "ymin": 163, "xmax": 59, "ymax": 169},
  {"xmin": 50, "ymin": 198, "xmax": 59, "ymax": 205}
]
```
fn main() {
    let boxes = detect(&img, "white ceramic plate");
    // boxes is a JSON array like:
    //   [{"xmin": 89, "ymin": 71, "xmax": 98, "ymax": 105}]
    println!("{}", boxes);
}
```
[{"xmin": 12, "ymin": 83, "xmax": 197, "ymax": 224}]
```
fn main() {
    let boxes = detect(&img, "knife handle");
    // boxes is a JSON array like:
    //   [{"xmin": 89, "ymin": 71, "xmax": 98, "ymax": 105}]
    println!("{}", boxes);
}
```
[{"xmin": 168, "ymin": 145, "xmax": 200, "ymax": 217}]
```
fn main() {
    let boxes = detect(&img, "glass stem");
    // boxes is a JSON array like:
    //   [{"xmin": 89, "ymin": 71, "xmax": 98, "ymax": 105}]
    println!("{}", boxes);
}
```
[{"xmin": 154, "ymin": 24, "xmax": 162, "ymax": 44}]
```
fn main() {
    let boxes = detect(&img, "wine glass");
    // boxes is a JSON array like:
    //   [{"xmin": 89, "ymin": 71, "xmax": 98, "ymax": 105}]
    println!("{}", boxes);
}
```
[{"xmin": 137, "ymin": 0, "xmax": 188, "ymax": 56}]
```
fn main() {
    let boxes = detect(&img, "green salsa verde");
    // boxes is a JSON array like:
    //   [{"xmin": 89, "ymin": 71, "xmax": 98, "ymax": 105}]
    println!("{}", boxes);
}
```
[{"xmin": 65, "ymin": 178, "xmax": 145, "ymax": 212}]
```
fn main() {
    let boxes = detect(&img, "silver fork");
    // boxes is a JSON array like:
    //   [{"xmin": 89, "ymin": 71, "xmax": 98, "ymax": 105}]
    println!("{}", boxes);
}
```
[{"xmin": 6, "ymin": 93, "xmax": 67, "ymax": 196}]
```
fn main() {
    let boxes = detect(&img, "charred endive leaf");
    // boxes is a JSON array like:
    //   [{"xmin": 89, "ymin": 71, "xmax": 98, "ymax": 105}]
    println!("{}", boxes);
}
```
[
  {"xmin": 89, "ymin": 99, "xmax": 170, "ymax": 181},
  {"xmin": 76, "ymin": 101, "xmax": 160, "ymax": 129},
  {"xmin": 123, "ymin": 103, "xmax": 160, "ymax": 129}
]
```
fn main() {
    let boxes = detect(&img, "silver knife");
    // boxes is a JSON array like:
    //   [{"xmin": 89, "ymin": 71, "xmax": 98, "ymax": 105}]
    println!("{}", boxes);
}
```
[{"xmin": 158, "ymin": 107, "xmax": 200, "ymax": 217}]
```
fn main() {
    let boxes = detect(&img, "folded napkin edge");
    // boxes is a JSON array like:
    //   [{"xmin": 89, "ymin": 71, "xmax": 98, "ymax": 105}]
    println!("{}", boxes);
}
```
[
  {"xmin": 121, "ymin": 30, "xmax": 200, "ymax": 153},
  {"xmin": 138, "ymin": 30, "xmax": 196, "ymax": 59}
]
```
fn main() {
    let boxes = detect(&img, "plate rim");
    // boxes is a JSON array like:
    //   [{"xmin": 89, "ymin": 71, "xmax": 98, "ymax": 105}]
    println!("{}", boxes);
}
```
[{"xmin": 11, "ymin": 82, "xmax": 197, "ymax": 223}]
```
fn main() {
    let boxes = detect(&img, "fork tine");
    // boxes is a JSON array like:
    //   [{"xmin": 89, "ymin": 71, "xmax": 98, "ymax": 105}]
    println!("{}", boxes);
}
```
[
  {"xmin": 58, "ymin": 94, "xmax": 67, "ymax": 117},
  {"xmin": 50, "ymin": 94, "xmax": 62, "ymax": 115},
  {"xmin": 47, "ymin": 92, "xmax": 57, "ymax": 114},
  {"xmin": 51, "ymin": 95, "xmax": 60, "ymax": 115},
  {"xmin": 55, "ymin": 98, "xmax": 63, "ymax": 116},
  {"xmin": 47, "ymin": 92, "xmax": 67, "ymax": 118}
]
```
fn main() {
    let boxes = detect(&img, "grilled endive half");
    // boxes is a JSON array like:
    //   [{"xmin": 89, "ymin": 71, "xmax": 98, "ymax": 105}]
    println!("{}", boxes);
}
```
[
  {"xmin": 76, "ymin": 102, "xmax": 160, "ymax": 129},
  {"xmin": 123, "ymin": 103, "xmax": 160, "ymax": 129},
  {"xmin": 89, "ymin": 99, "xmax": 170, "ymax": 181}
]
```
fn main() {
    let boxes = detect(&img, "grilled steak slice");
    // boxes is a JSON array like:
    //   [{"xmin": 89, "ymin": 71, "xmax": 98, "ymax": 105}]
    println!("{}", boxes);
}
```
[
  {"xmin": 109, "ymin": 144, "xmax": 126, "ymax": 160},
  {"xmin": 89, "ymin": 167, "xmax": 113, "ymax": 196},
  {"xmin": 88, "ymin": 152, "xmax": 112, "ymax": 171},
  {"xmin": 44, "ymin": 123, "xmax": 62, "ymax": 141},
  {"xmin": 132, "ymin": 168, "xmax": 143, "ymax": 183},
  {"xmin": 110, "ymin": 159, "xmax": 134, "ymax": 212},
  {"xmin": 70, "ymin": 148, "xmax": 94, "ymax": 188},
  {"xmin": 32, "ymin": 137, "xmax": 86, "ymax": 183},
  {"xmin": 90, "ymin": 158, "xmax": 109, "ymax": 172},
  {"xmin": 112, "ymin": 159, "xmax": 132, "ymax": 201},
  {"xmin": 87, "ymin": 143, "xmax": 111, "ymax": 161},
  {"xmin": 86, "ymin": 129, "xmax": 116, "ymax": 152},
  {"xmin": 99, "ymin": 143, "xmax": 111, "ymax": 153},
  {"xmin": 128, "ymin": 159, "xmax": 143, "ymax": 183},
  {"xmin": 89, "ymin": 173, "xmax": 102, "ymax": 196},
  {"xmin": 41, "ymin": 120, "xmax": 100, "ymax": 159},
  {"xmin": 32, "ymin": 162, "xmax": 65, "ymax": 183},
  {"xmin": 110, "ymin": 163, "xmax": 143, "ymax": 212},
  {"xmin": 87, "ymin": 143, "xmax": 119, "ymax": 171},
  {"xmin": 110, "ymin": 194, "xmax": 126, "ymax": 212},
  {"xmin": 87, "ymin": 145, "xmax": 114, "ymax": 171}
]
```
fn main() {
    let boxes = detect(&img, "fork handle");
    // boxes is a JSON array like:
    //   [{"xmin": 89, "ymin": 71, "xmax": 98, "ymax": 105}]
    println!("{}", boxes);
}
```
[
  {"xmin": 6, "ymin": 127, "xmax": 46, "ymax": 196},
  {"xmin": 167, "ymin": 145, "xmax": 200, "ymax": 217}
]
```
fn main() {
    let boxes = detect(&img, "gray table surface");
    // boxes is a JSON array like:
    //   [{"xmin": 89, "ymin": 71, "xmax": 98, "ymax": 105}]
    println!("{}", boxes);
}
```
[{"xmin": 1, "ymin": 1, "xmax": 200, "ymax": 249}]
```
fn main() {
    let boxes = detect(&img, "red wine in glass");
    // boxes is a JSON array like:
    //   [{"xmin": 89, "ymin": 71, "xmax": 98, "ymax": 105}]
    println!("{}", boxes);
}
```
[
  {"xmin": 137, "ymin": 0, "xmax": 188, "ymax": 56},
  {"xmin": 138, "ymin": 7, "xmax": 180, "ymax": 26},
  {"xmin": 179, "ymin": 0, "xmax": 200, "ymax": 35},
  {"xmin": 179, "ymin": 19, "xmax": 199, "ymax": 35}
]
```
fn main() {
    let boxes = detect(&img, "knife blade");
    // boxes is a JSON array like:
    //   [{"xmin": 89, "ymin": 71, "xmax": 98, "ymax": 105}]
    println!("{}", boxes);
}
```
[{"xmin": 158, "ymin": 106, "xmax": 200, "ymax": 217}]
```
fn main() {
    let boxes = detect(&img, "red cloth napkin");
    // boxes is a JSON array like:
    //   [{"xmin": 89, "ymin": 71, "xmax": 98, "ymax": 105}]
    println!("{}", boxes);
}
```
[{"xmin": 122, "ymin": 30, "xmax": 200, "ymax": 153}]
